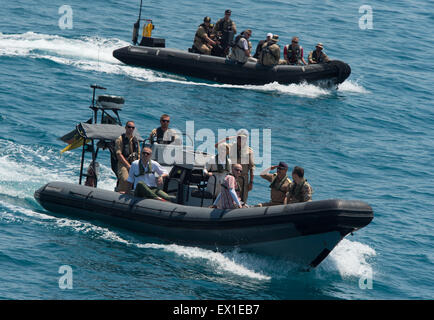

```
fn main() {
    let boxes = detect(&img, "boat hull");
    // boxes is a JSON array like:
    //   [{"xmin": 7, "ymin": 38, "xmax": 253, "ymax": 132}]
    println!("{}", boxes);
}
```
[
  {"xmin": 113, "ymin": 46, "xmax": 351, "ymax": 86},
  {"xmin": 34, "ymin": 181, "xmax": 373, "ymax": 267}
]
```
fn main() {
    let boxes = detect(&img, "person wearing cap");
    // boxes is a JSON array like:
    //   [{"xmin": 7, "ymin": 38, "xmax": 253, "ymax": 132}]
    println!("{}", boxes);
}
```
[
  {"xmin": 284, "ymin": 166, "xmax": 313, "ymax": 204},
  {"xmin": 213, "ymin": 9, "xmax": 237, "ymax": 56},
  {"xmin": 229, "ymin": 29, "xmax": 256, "ymax": 64},
  {"xmin": 256, "ymin": 162, "xmax": 292, "ymax": 207},
  {"xmin": 253, "ymin": 33, "xmax": 273, "ymax": 59},
  {"xmin": 193, "ymin": 16, "xmax": 218, "ymax": 55},
  {"xmin": 284, "ymin": 36, "xmax": 307, "ymax": 65},
  {"xmin": 308, "ymin": 43, "xmax": 330, "ymax": 64},
  {"xmin": 215, "ymin": 129, "xmax": 255, "ymax": 203},
  {"xmin": 259, "ymin": 34, "xmax": 283, "ymax": 66}
]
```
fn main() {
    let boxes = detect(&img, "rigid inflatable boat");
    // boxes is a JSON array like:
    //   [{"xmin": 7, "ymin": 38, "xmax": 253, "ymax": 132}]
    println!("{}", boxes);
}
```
[
  {"xmin": 35, "ymin": 181, "xmax": 373, "ymax": 268},
  {"xmin": 112, "ymin": 6, "xmax": 351, "ymax": 86},
  {"xmin": 113, "ymin": 46, "xmax": 351, "ymax": 86},
  {"xmin": 34, "ymin": 85, "xmax": 373, "ymax": 268}
]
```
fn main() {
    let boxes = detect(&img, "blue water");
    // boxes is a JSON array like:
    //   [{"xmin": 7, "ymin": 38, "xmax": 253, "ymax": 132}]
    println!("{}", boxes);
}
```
[{"xmin": 0, "ymin": 0, "xmax": 433, "ymax": 300}]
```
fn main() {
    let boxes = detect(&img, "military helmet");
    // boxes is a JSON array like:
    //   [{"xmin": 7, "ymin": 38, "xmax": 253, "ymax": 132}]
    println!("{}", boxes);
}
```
[{"xmin": 203, "ymin": 16, "xmax": 211, "ymax": 23}]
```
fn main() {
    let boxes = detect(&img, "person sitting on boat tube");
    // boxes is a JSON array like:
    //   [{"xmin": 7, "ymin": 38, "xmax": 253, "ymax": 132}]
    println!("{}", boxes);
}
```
[
  {"xmin": 126, "ymin": 147, "xmax": 171, "ymax": 201},
  {"xmin": 211, "ymin": 164, "xmax": 245, "ymax": 209},
  {"xmin": 149, "ymin": 114, "xmax": 178, "ymax": 144},
  {"xmin": 284, "ymin": 166, "xmax": 313, "ymax": 204},
  {"xmin": 229, "ymin": 29, "xmax": 256, "ymax": 64},
  {"xmin": 115, "ymin": 121, "xmax": 140, "ymax": 193},
  {"xmin": 283, "ymin": 36, "xmax": 307, "ymax": 65},
  {"xmin": 259, "ymin": 34, "xmax": 284, "ymax": 66},
  {"xmin": 193, "ymin": 16, "xmax": 218, "ymax": 55},
  {"xmin": 308, "ymin": 43, "xmax": 330, "ymax": 64},
  {"xmin": 255, "ymin": 162, "xmax": 292, "ymax": 207}
]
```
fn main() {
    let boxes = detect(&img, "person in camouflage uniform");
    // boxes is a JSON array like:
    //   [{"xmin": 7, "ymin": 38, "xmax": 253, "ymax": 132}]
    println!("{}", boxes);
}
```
[
  {"xmin": 259, "ymin": 34, "xmax": 284, "ymax": 66},
  {"xmin": 285, "ymin": 166, "xmax": 313, "ymax": 204},
  {"xmin": 256, "ymin": 162, "xmax": 291, "ymax": 207},
  {"xmin": 193, "ymin": 16, "xmax": 217, "ymax": 55}
]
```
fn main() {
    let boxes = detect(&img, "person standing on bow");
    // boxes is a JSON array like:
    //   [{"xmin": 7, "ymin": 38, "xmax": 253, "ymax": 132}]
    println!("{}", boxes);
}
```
[
  {"xmin": 127, "ymin": 147, "xmax": 170, "ymax": 201},
  {"xmin": 115, "ymin": 121, "xmax": 140, "ymax": 193}
]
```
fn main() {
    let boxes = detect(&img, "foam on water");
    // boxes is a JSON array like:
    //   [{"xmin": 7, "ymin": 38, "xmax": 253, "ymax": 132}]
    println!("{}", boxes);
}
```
[
  {"xmin": 0, "ymin": 140, "xmax": 116, "ymax": 199},
  {"xmin": 318, "ymin": 238, "xmax": 376, "ymax": 279},
  {"xmin": 0, "ymin": 32, "xmax": 368, "ymax": 98}
]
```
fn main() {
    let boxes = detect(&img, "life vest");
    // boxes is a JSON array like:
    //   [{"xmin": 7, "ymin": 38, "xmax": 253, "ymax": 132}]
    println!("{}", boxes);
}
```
[
  {"xmin": 152, "ymin": 127, "xmax": 174, "ymax": 144},
  {"xmin": 194, "ymin": 23, "xmax": 210, "ymax": 46},
  {"xmin": 215, "ymin": 18, "xmax": 235, "ymax": 48},
  {"xmin": 288, "ymin": 178, "xmax": 313, "ymax": 202},
  {"xmin": 230, "ymin": 34, "xmax": 251, "ymax": 63},
  {"xmin": 285, "ymin": 44, "xmax": 302, "ymax": 64},
  {"xmin": 269, "ymin": 174, "xmax": 290, "ymax": 193},
  {"xmin": 121, "ymin": 133, "xmax": 139, "ymax": 164},
  {"xmin": 135, "ymin": 159, "xmax": 154, "ymax": 177},
  {"xmin": 215, "ymin": 18, "xmax": 234, "ymax": 33},
  {"xmin": 260, "ymin": 42, "xmax": 279, "ymax": 66},
  {"xmin": 311, "ymin": 50, "xmax": 325, "ymax": 63}
]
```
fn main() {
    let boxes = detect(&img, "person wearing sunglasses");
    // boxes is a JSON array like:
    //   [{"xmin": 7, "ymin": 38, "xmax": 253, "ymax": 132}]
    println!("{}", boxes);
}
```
[
  {"xmin": 115, "ymin": 121, "xmax": 140, "ymax": 193},
  {"xmin": 126, "ymin": 147, "xmax": 170, "ymax": 201},
  {"xmin": 211, "ymin": 164, "xmax": 244, "ymax": 209},
  {"xmin": 283, "ymin": 36, "xmax": 307, "ymax": 65},
  {"xmin": 149, "ymin": 114, "xmax": 177, "ymax": 145},
  {"xmin": 256, "ymin": 162, "xmax": 292, "ymax": 207}
]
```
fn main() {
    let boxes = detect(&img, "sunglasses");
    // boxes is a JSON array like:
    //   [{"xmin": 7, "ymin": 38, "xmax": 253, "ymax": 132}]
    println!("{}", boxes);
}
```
[
  {"xmin": 126, "ymin": 126, "xmax": 135, "ymax": 129},
  {"xmin": 161, "ymin": 119, "xmax": 170, "ymax": 123},
  {"xmin": 292, "ymin": 41, "xmax": 298, "ymax": 43}
]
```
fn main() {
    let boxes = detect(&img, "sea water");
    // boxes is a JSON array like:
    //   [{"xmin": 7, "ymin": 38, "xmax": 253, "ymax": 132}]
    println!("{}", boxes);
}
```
[{"xmin": 0, "ymin": 0, "xmax": 433, "ymax": 299}]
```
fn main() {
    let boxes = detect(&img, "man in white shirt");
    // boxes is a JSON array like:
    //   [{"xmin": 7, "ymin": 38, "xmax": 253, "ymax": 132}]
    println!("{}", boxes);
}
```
[
  {"xmin": 229, "ymin": 29, "xmax": 256, "ymax": 64},
  {"xmin": 127, "ymin": 147, "xmax": 170, "ymax": 201}
]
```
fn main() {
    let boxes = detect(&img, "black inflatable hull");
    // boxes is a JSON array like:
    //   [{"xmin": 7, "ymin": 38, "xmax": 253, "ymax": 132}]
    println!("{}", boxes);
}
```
[
  {"xmin": 34, "ymin": 182, "xmax": 373, "ymax": 267},
  {"xmin": 113, "ymin": 46, "xmax": 351, "ymax": 86}
]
